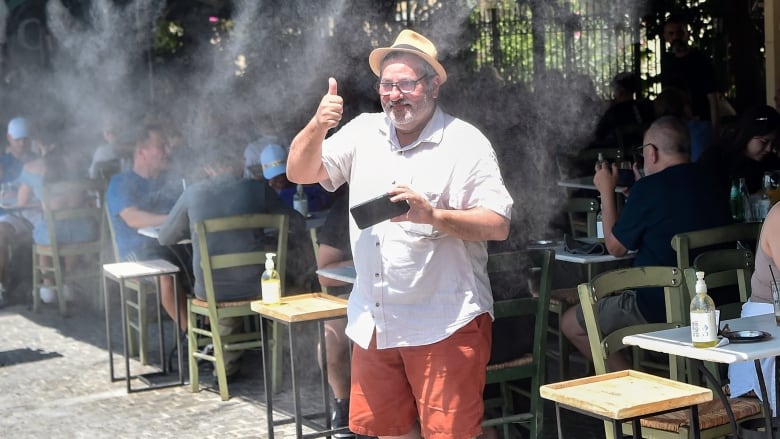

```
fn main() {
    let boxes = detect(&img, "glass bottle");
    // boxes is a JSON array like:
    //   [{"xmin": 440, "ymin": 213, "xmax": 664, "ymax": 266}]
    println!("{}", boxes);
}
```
[
  {"xmin": 729, "ymin": 179, "xmax": 744, "ymax": 222},
  {"xmin": 690, "ymin": 271, "xmax": 718, "ymax": 348},
  {"xmin": 756, "ymin": 172, "xmax": 772, "ymax": 221},
  {"xmin": 261, "ymin": 253, "xmax": 281, "ymax": 304},
  {"xmin": 596, "ymin": 202, "xmax": 604, "ymax": 240},
  {"xmin": 293, "ymin": 184, "xmax": 309, "ymax": 217},
  {"xmin": 739, "ymin": 177, "xmax": 753, "ymax": 222},
  {"xmin": 616, "ymin": 148, "xmax": 634, "ymax": 187}
]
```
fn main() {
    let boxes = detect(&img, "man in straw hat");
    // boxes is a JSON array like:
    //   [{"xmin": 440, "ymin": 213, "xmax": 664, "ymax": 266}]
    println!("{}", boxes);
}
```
[{"xmin": 287, "ymin": 29, "xmax": 512, "ymax": 439}]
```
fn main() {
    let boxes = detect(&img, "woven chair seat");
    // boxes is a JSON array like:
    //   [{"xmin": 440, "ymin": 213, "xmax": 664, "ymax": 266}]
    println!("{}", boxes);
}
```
[
  {"xmin": 640, "ymin": 397, "xmax": 762, "ymax": 432},
  {"xmin": 550, "ymin": 287, "xmax": 579, "ymax": 306},
  {"xmin": 191, "ymin": 297, "xmax": 261, "ymax": 309},
  {"xmin": 486, "ymin": 354, "xmax": 533, "ymax": 371}
]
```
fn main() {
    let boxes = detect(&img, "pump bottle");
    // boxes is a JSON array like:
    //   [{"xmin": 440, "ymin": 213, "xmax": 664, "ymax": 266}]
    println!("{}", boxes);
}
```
[
  {"xmin": 690, "ymin": 271, "xmax": 718, "ymax": 348},
  {"xmin": 261, "ymin": 253, "xmax": 281, "ymax": 304}
]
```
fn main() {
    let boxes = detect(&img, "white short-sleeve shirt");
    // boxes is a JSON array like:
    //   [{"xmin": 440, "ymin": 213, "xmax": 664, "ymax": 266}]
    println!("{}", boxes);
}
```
[{"xmin": 320, "ymin": 107, "xmax": 513, "ymax": 349}]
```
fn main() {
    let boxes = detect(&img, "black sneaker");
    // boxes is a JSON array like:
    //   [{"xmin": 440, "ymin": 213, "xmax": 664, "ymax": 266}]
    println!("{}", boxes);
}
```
[{"xmin": 332, "ymin": 398, "xmax": 354, "ymax": 438}]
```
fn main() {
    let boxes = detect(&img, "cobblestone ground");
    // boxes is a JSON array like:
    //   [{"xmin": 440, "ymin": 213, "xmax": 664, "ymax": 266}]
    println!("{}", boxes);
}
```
[{"xmin": 0, "ymin": 295, "xmax": 606, "ymax": 439}]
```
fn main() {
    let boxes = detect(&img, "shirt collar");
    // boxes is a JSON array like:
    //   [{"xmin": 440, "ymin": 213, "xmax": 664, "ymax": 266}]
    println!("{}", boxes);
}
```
[{"xmin": 381, "ymin": 106, "xmax": 445, "ymax": 153}]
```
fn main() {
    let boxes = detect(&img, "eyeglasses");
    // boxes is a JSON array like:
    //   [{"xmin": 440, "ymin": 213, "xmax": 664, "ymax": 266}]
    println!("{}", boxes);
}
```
[
  {"xmin": 634, "ymin": 143, "xmax": 658, "ymax": 157},
  {"xmin": 376, "ymin": 75, "xmax": 428, "ymax": 96}
]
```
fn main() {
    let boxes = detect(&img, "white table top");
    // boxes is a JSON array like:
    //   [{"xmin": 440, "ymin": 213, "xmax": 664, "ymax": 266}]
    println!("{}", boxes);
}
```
[
  {"xmin": 138, "ymin": 226, "xmax": 192, "ymax": 244},
  {"xmin": 554, "ymin": 245, "xmax": 636, "ymax": 264},
  {"xmin": 316, "ymin": 266, "xmax": 356, "ymax": 284},
  {"xmin": 623, "ymin": 313, "xmax": 780, "ymax": 364},
  {"xmin": 558, "ymin": 176, "xmax": 626, "ymax": 193},
  {"xmin": 102, "ymin": 259, "xmax": 180, "ymax": 280}
]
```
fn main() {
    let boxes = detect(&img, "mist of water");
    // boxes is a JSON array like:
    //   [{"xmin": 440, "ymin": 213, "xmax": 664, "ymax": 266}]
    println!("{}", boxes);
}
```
[{"xmin": 6, "ymin": 0, "xmax": 647, "ymax": 250}]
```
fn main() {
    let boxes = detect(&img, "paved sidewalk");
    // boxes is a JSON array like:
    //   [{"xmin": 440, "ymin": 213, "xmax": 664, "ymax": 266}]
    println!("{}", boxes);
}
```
[
  {"xmin": 0, "ymin": 301, "xmax": 328, "ymax": 438},
  {"xmin": 0, "ymin": 297, "xmax": 606, "ymax": 439}
]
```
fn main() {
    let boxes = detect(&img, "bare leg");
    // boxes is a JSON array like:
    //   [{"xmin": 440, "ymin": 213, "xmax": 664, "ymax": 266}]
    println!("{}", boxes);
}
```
[
  {"xmin": 561, "ymin": 306, "xmax": 593, "ymax": 361},
  {"xmin": 561, "ymin": 305, "xmax": 632, "ymax": 371},
  {"xmin": 319, "ymin": 317, "xmax": 351, "ymax": 399},
  {"xmin": 160, "ymin": 276, "xmax": 187, "ymax": 332}
]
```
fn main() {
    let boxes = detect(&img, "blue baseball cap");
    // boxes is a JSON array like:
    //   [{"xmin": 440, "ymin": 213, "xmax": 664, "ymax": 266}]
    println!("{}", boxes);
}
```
[
  {"xmin": 260, "ymin": 144, "xmax": 287, "ymax": 180},
  {"xmin": 7, "ymin": 117, "xmax": 29, "ymax": 140}
]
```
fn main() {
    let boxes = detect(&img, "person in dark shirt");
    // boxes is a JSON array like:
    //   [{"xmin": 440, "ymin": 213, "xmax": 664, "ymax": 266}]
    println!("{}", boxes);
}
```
[
  {"xmin": 697, "ymin": 105, "xmax": 780, "ymax": 201},
  {"xmin": 660, "ymin": 14, "xmax": 721, "ymax": 131},
  {"xmin": 562, "ymin": 116, "xmax": 732, "ymax": 371}
]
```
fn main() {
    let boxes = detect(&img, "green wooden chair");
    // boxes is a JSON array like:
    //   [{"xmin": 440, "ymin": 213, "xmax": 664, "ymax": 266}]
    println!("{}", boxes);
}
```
[
  {"xmin": 482, "ymin": 248, "xmax": 553, "ymax": 439},
  {"xmin": 683, "ymin": 248, "xmax": 754, "ymax": 322},
  {"xmin": 671, "ymin": 222, "xmax": 762, "ymax": 271},
  {"xmin": 189, "ymin": 213, "xmax": 287, "ymax": 401},
  {"xmin": 547, "ymin": 197, "xmax": 599, "ymax": 380},
  {"xmin": 32, "ymin": 179, "xmax": 106, "ymax": 316},
  {"xmin": 578, "ymin": 266, "xmax": 762, "ymax": 439}
]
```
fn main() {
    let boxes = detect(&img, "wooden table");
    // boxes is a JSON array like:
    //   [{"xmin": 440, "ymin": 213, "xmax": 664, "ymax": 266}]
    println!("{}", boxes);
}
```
[
  {"xmin": 541, "ymin": 369, "xmax": 711, "ymax": 438},
  {"xmin": 624, "ymin": 313, "xmax": 780, "ymax": 437},
  {"xmin": 252, "ymin": 293, "xmax": 349, "ymax": 439}
]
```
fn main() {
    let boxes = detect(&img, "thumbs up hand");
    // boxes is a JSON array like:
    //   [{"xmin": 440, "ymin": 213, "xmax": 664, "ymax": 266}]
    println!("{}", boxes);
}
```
[{"xmin": 314, "ymin": 77, "xmax": 343, "ymax": 131}]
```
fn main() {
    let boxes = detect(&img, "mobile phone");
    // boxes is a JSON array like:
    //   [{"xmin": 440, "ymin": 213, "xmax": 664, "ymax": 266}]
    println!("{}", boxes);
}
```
[{"xmin": 350, "ymin": 193, "xmax": 410, "ymax": 230}]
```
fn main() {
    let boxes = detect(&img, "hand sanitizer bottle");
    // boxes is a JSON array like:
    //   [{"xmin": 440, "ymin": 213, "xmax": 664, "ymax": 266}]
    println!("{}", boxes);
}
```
[
  {"xmin": 690, "ymin": 271, "xmax": 718, "ymax": 348},
  {"xmin": 261, "ymin": 253, "xmax": 281, "ymax": 304}
]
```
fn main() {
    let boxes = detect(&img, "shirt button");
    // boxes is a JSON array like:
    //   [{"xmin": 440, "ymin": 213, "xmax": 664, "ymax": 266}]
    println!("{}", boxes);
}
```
[
  {"xmin": 375, "ymin": 303, "xmax": 380, "ymax": 307},
  {"xmin": 374, "ymin": 273, "xmax": 379, "ymax": 277},
  {"xmin": 375, "ymin": 242, "xmax": 379, "ymax": 246}
]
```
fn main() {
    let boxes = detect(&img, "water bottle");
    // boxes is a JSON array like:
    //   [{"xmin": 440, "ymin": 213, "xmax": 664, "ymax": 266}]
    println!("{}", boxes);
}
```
[
  {"xmin": 729, "ymin": 179, "xmax": 743, "ymax": 222},
  {"xmin": 738, "ymin": 178, "xmax": 753, "ymax": 222},
  {"xmin": 293, "ymin": 184, "xmax": 309, "ymax": 217},
  {"xmin": 757, "ymin": 172, "xmax": 773, "ymax": 221}
]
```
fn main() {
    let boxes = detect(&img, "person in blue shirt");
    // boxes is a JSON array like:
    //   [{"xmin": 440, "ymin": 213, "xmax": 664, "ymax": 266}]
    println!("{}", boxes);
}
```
[
  {"xmin": 106, "ymin": 124, "xmax": 186, "ymax": 330},
  {"xmin": 562, "ymin": 116, "xmax": 732, "ymax": 371}
]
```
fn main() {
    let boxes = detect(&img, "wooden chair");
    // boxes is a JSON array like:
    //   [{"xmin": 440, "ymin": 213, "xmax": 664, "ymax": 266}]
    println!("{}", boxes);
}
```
[
  {"xmin": 188, "ymin": 213, "xmax": 287, "ymax": 400},
  {"xmin": 104, "ymin": 204, "xmax": 157, "ymax": 365},
  {"xmin": 547, "ymin": 197, "xmax": 599, "ymax": 380},
  {"xmin": 671, "ymin": 222, "xmax": 762, "ymax": 271},
  {"xmin": 32, "ymin": 179, "xmax": 106, "ymax": 316},
  {"xmin": 578, "ymin": 266, "xmax": 763, "ymax": 438},
  {"xmin": 482, "ymin": 248, "xmax": 553, "ymax": 439},
  {"xmin": 565, "ymin": 197, "xmax": 599, "ymax": 238},
  {"xmin": 683, "ymin": 248, "xmax": 754, "ymax": 322}
]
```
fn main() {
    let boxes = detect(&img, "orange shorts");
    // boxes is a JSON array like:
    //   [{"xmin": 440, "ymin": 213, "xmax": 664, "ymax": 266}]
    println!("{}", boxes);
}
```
[{"xmin": 349, "ymin": 313, "xmax": 492, "ymax": 439}]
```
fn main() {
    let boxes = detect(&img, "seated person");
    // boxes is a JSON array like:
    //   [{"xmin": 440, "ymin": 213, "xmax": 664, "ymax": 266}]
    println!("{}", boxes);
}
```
[
  {"xmin": 697, "ymin": 105, "xmax": 780, "ymax": 199},
  {"xmin": 562, "ymin": 116, "xmax": 732, "ymax": 371},
  {"xmin": 258, "ymin": 143, "xmax": 330, "ymax": 212},
  {"xmin": 158, "ymin": 144, "xmax": 304, "ymax": 378},
  {"xmin": 314, "ymin": 192, "xmax": 355, "ymax": 435},
  {"xmin": 88, "ymin": 116, "xmax": 132, "ymax": 180},
  {"xmin": 106, "ymin": 123, "xmax": 188, "ymax": 331},
  {"xmin": 0, "ymin": 117, "xmax": 39, "ymax": 306},
  {"xmin": 729, "ymin": 201, "xmax": 780, "ymax": 415},
  {"xmin": 653, "ymin": 87, "xmax": 714, "ymax": 162},
  {"xmin": 19, "ymin": 124, "xmax": 98, "ymax": 304},
  {"xmin": 592, "ymin": 72, "xmax": 653, "ymax": 150}
]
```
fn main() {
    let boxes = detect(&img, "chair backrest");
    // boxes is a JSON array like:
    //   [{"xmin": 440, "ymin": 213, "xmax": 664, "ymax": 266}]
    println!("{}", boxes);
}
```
[
  {"xmin": 195, "ymin": 213, "xmax": 288, "ymax": 307},
  {"xmin": 92, "ymin": 159, "xmax": 122, "ymax": 181},
  {"xmin": 577, "ymin": 266, "xmax": 685, "ymax": 377},
  {"xmin": 41, "ymin": 179, "xmax": 106, "ymax": 257},
  {"xmin": 104, "ymin": 203, "xmax": 121, "ymax": 263},
  {"xmin": 671, "ymin": 222, "xmax": 762, "ymax": 270},
  {"xmin": 564, "ymin": 197, "xmax": 599, "ymax": 238},
  {"xmin": 683, "ymin": 248, "xmax": 754, "ymax": 321}
]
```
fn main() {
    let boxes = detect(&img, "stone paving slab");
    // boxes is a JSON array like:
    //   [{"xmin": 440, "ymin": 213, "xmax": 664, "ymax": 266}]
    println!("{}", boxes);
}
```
[{"xmin": 0, "ymin": 299, "xmax": 607, "ymax": 439}]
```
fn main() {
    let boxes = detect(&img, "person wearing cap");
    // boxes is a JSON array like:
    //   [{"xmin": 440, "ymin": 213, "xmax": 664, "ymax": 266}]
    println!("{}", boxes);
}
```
[
  {"xmin": 287, "ymin": 29, "xmax": 512, "ymax": 439},
  {"xmin": 0, "ymin": 117, "xmax": 39, "ymax": 306},
  {"xmin": 255, "ymin": 143, "xmax": 329, "ymax": 212},
  {"xmin": 157, "ymin": 145, "xmax": 303, "ymax": 380}
]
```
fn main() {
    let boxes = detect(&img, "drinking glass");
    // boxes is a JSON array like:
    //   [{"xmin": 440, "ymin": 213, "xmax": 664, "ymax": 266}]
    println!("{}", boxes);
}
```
[{"xmin": 772, "ymin": 281, "xmax": 780, "ymax": 325}]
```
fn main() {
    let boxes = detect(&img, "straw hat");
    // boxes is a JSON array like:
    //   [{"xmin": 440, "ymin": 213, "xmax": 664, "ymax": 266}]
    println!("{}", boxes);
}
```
[{"xmin": 368, "ymin": 30, "xmax": 447, "ymax": 84}]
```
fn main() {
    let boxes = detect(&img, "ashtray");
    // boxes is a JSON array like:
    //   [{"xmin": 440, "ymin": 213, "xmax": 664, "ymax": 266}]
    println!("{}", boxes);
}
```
[{"xmin": 721, "ymin": 329, "xmax": 772, "ymax": 343}]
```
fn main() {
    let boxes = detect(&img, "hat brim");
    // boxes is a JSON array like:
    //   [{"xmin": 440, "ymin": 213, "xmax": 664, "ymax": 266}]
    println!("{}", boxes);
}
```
[
  {"xmin": 369, "ymin": 47, "xmax": 447, "ymax": 84},
  {"xmin": 263, "ymin": 165, "xmax": 287, "ymax": 180}
]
